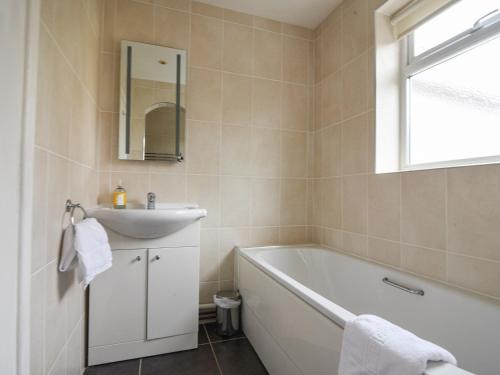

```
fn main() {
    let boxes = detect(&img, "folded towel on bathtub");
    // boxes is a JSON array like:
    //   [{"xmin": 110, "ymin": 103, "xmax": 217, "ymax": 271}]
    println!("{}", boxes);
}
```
[{"xmin": 338, "ymin": 314, "xmax": 457, "ymax": 375}]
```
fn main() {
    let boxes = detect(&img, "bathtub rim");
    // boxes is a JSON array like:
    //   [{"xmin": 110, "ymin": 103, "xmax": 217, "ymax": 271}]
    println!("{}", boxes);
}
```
[{"xmin": 237, "ymin": 244, "xmax": 355, "ymax": 329}]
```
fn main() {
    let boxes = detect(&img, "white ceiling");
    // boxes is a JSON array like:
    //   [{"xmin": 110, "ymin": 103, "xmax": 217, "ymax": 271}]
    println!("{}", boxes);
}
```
[{"xmin": 195, "ymin": 0, "xmax": 343, "ymax": 29}]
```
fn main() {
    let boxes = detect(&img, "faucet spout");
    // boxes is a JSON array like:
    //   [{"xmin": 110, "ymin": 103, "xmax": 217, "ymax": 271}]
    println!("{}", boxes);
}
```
[{"xmin": 147, "ymin": 192, "xmax": 156, "ymax": 210}]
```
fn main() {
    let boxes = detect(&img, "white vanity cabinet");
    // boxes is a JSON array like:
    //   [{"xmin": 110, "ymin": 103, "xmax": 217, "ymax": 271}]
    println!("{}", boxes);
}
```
[{"xmin": 88, "ymin": 222, "xmax": 201, "ymax": 366}]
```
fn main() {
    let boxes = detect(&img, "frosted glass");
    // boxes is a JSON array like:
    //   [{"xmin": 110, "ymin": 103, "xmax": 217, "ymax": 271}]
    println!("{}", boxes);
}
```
[
  {"xmin": 413, "ymin": 0, "xmax": 500, "ymax": 56},
  {"xmin": 408, "ymin": 36, "xmax": 500, "ymax": 165}
]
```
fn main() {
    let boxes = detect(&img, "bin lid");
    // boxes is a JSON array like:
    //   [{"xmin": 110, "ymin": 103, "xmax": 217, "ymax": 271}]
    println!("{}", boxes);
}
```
[{"xmin": 215, "ymin": 290, "xmax": 241, "ymax": 301}]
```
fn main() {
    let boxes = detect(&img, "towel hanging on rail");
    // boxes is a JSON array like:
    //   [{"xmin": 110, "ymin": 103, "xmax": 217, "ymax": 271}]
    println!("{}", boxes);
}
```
[{"xmin": 59, "ymin": 200, "xmax": 112, "ymax": 288}]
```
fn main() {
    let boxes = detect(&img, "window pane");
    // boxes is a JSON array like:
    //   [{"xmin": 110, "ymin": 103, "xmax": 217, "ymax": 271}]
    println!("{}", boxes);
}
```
[
  {"xmin": 408, "ymin": 36, "xmax": 500, "ymax": 165},
  {"xmin": 413, "ymin": 0, "xmax": 500, "ymax": 56}
]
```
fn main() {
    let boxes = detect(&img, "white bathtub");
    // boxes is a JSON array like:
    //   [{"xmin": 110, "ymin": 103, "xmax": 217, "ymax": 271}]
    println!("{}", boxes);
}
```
[{"xmin": 237, "ymin": 245, "xmax": 500, "ymax": 375}]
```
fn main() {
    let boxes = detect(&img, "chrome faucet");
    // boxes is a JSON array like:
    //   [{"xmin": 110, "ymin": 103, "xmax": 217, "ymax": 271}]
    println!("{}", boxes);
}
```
[{"xmin": 147, "ymin": 192, "xmax": 156, "ymax": 210}]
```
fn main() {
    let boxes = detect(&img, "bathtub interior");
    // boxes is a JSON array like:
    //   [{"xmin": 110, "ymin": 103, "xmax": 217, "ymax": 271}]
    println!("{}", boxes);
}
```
[{"xmin": 239, "ymin": 245, "xmax": 500, "ymax": 375}]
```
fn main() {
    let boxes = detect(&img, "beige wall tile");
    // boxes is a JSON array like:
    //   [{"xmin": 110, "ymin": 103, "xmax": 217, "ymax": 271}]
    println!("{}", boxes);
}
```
[
  {"xmin": 221, "ymin": 125, "xmax": 252, "ymax": 175},
  {"xmin": 70, "ymin": 79, "xmax": 97, "ymax": 168},
  {"xmin": 367, "ymin": 237, "xmax": 400, "ymax": 267},
  {"xmin": 36, "ymin": 26, "xmax": 72, "ymax": 155},
  {"xmin": 222, "ymin": 73, "xmax": 252, "ymax": 125},
  {"xmin": 192, "ymin": 1, "xmax": 223, "ymax": 18},
  {"xmin": 279, "ymin": 226, "xmax": 308, "ymax": 244},
  {"xmin": 190, "ymin": 15, "xmax": 223, "ymax": 69},
  {"xmin": 341, "ymin": 113, "xmax": 367, "ymax": 175},
  {"xmin": 282, "ymin": 23, "xmax": 313, "ymax": 40},
  {"xmin": 321, "ymin": 71, "xmax": 342, "ymax": 127},
  {"xmin": 199, "ymin": 282, "xmax": 219, "ymax": 304},
  {"xmin": 368, "ymin": 172, "xmax": 400, "ymax": 241},
  {"xmin": 321, "ymin": 178, "xmax": 342, "ymax": 229},
  {"xmin": 150, "ymin": 174, "xmax": 186, "ymax": 202},
  {"xmin": 249, "ymin": 227, "xmax": 280, "ymax": 246},
  {"xmin": 200, "ymin": 229, "xmax": 219, "ymax": 282},
  {"xmin": 252, "ymin": 78, "xmax": 281, "ymax": 128},
  {"xmin": 401, "ymin": 170, "xmax": 446, "ymax": 249},
  {"xmin": 223, "ymin": 22, "xmax": 253, "ymax": 74},
  {"xmin": 282, "ymin": 83, "xmax": 308, "ymax": 131},
  {"xmin": 155, "ymin": 7, "xmax": 190, "ymax": 49},
  {"xmin": 155, "ymin": 0, "xmax": 190, "ymax": 11},
  {"xmin": 115, "ymin": 0, "xmax": 155, "ymax": 49},
  {"xmin": 98, "ymin": 112, "xmax": 113, "ymax": 172},
  {"xmin": 280, "ymin": 179, "xmax": 307, "ymax": 225},
  {"xmin": 323, "ymin": 228, "xmax": 342, "ymax": 249},
  {"xmin": 341, "ymin": 52, "xmax": 367, "ymax": 119},
  {"xmin": 448, "ymin": 164, "xmax": 500, "ymax": 262},
  {"xmin": 188, "ymin": 67, "xmax": 222, "ymax": 121},
  {"xmin": 448, "ymin": 254, "xmax": 500, "ymax": 298},
  {"xmin": 342, "ymin": 231, "xmax": 367, "ymax": 257},
  {"xmin": 187, "ymin": 175, "xmax": 220, "ymax": 227},
  {"xmin": 342, "ymin": 174, "xmax": 367, "ymax": 234},
  {"xmin": 101, "ymin": 0, "xmax": 116, "ymax": 53},
  {"xmin": 44, "ymin": 262, "xmax": 70, "ymax": 370},
  {"xmin": 281, "ymin": 131, "xmax": 307, "ymax": 178},
  {"xmin": 251, "ymin": 178, "xmax": 280, "ymax": 226},
  {"xmin": 221, "ymin": 176, "xmax": 251, "ymax": 227},
  {"xmin": 283, "ymin": 36, "xmax": 309, "ymax": 84},
  {"xmin": 98, "ymin": 52, "xmax": 115, "ymax": 112},
  {"xmin": 341, "ymin": 0, "xmax": 368, "ymax": 64},
  {"xmin": 254, "ymin": 29, "xmax": 282, "ymax": 80},
  {"xmin": 46, "ymin": 156, "xmax": 70, "ymax": 263},
  {"xmin": 401, "ymin": 244, "xmax": 446, "ymax": 281},
  {"xmin": 322, "ymin": 15, "xmax": 342, "ymax": 78},
  {"xmin": 254, "ymin": 16, "xmax": 282, "ymax": 33},
  {"xmin": 220, "ymin": 228, "xmax": 250, "ymax": 279},
  {"xmin": 321, "ymin": 124, "xmax": 341, "ymax": 177},
  {"xmin": 224, "ymin": 9, "xmax": 253, "ymax": 26},
  {"xmin": 187, "ymin": 121, "xmax": 220, "ymax": 174},
  {"xmin": 250, "ymin": 127, "xmax": 281, "ymax": 177}
]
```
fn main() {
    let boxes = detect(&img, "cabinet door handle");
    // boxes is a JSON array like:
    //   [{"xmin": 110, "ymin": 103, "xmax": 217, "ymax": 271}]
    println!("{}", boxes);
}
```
[
  {"xmin": 154, "ymin": 255, "xmax": 160, "ymax": 260},
  {"xmin": 135, "ymin": 256, "xmax": 141, "ymax": 261}
]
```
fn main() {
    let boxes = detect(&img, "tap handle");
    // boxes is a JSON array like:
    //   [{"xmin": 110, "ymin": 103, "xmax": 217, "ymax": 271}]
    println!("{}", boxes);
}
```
[{"xmin": 147, "ymin": 192, "xmax": 156, "ymax": 202}]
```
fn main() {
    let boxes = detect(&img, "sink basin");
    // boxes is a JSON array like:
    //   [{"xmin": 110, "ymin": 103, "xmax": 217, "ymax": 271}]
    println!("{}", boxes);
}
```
[{"xmin": 88, "ymin": 203, "xmax": 207, "ymax": 239}]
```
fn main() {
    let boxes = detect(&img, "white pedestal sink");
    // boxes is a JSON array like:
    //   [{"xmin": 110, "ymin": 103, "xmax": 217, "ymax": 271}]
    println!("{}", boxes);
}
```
[{"xmin": 88, "ymin": 203, "xmax": 207, "ymax": 239}]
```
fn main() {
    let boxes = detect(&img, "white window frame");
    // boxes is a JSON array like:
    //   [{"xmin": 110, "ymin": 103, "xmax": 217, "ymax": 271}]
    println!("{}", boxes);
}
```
[{"xmin": 400, "ymin": 9, "xmax": 500, "ymax": 171}]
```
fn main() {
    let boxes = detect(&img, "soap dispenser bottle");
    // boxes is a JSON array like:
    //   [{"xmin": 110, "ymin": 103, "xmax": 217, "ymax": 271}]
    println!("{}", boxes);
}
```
[{"xmin": 113, "ymin": 181, "xmax": 127, "ymax": 209}]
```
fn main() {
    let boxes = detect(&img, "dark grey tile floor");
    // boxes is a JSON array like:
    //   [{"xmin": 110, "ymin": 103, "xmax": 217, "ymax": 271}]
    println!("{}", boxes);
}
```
[{"xmin": 84, "ymin": 323, "xmax": 268, "ymax": 375}]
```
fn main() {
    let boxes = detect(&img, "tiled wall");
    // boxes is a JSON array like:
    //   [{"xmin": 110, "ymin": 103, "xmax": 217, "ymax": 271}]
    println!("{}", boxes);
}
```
[
  {"xmin": 311, "ymin": 0, "xmax": 500, "ymax": 301},
  {"xmin": 30, "ymin": 1, "xmax": 102, "ymax": 375},
  {"xmin": 97, "ymin": 0, "xmax": 316, "ymax": 303}
]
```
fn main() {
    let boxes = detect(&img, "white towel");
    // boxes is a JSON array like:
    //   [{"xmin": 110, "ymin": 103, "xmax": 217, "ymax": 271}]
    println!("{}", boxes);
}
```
[
  {"xmin": 59, "ymin": 225, "xmax": 78, "ymax": 272},
  {"xmin": 58, "ymin": 218, "xmax": 112, "ymax": 288},
  {"xmin": 338, "ymin": 314, "xmax": 457, "ymax": 375}
]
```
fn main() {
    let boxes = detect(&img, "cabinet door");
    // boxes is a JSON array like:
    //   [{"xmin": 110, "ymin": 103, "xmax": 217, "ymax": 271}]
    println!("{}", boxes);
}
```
[
  {"xmin": 147, "ymin": 247, "xmax": 200, "ymax": 340},
  {"xmin": 89, "ymin": 249, "xmax": 147, "ymax": 347}
]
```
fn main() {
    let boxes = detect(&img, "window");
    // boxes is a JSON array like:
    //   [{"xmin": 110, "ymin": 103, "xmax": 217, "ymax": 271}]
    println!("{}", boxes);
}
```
[{"xmin": 401, "ymin": 0, "xmax": 500, "ymax": 169}]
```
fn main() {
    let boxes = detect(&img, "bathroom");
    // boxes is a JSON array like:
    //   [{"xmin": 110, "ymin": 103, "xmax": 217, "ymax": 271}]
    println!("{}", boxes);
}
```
[{"xmin": 1, "ymin": 0, "xmax": 500, "ymax": 374}]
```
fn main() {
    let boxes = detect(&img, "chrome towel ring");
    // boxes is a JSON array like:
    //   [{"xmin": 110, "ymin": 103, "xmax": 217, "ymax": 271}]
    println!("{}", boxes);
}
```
[{"xmin": 65, "ymin": 199, "xmax": 89, "ymax": 225}]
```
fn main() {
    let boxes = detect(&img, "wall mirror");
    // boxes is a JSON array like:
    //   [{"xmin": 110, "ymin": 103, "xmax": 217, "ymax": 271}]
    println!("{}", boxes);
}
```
[{"xmin": 119, "ymin": 41, "xmax": 186, "ymax": 162}]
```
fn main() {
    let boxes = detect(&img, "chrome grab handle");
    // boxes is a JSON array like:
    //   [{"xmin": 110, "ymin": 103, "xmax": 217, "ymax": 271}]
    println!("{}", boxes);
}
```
[{"xmin": 382, "ymin": 277, "xmax": 424, "ymax": 296}]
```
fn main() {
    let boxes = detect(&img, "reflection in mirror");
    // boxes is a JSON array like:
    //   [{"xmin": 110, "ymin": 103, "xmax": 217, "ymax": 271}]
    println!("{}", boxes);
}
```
[{"xmin": 119, "ymin": 41, "xmax": 186, "ymax": 162}]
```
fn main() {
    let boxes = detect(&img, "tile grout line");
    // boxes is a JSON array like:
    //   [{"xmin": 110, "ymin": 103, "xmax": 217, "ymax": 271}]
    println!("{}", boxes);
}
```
[{"xmin": 204, "ymin": 324, "xmax": 224, "ymax": 375}]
